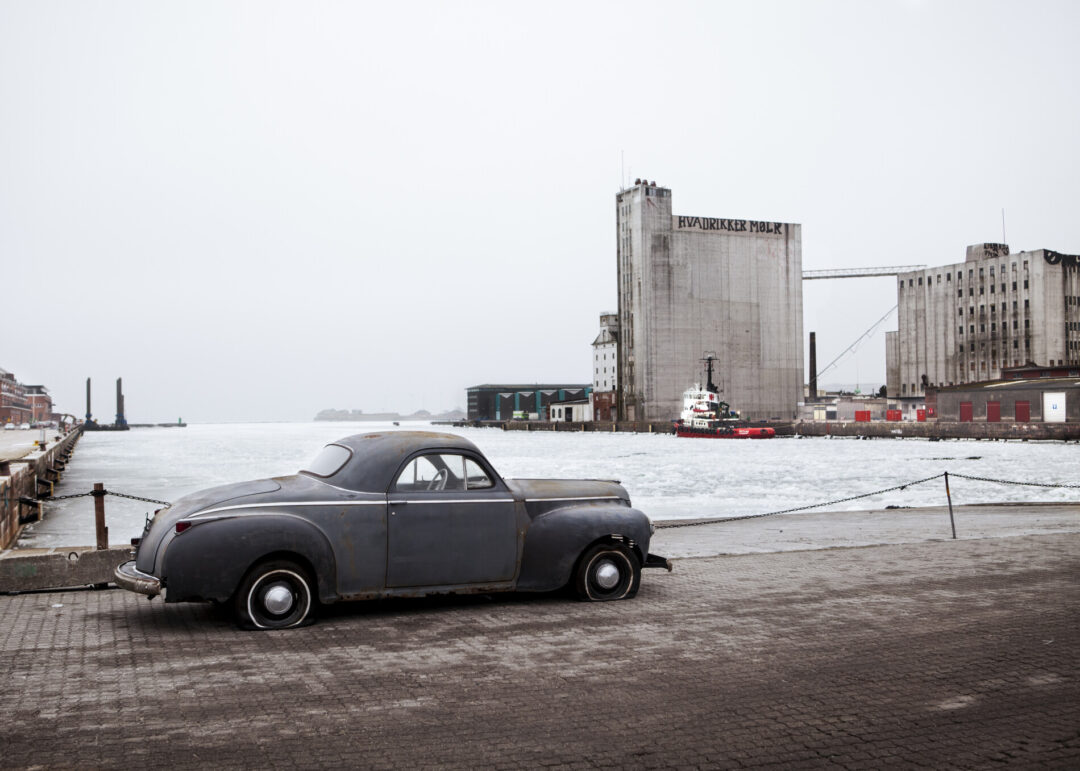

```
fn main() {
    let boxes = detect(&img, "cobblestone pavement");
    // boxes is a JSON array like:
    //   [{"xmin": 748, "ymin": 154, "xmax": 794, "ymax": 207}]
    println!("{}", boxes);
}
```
[{"xmin": 1, "ymin": 534, "xmax": 1077, "ymax": 769}]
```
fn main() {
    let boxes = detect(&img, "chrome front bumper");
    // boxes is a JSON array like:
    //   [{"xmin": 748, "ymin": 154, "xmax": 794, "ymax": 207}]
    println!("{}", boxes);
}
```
[{"xmin": 114, "ymin": 560, "xmax": 161, "ymax": 598}]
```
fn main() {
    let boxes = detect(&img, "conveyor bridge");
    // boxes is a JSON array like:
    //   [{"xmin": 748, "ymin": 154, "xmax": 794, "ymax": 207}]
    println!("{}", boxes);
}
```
[{"xmin": 802, "ymin": 266, "xmax": 926, "ymax": 280}]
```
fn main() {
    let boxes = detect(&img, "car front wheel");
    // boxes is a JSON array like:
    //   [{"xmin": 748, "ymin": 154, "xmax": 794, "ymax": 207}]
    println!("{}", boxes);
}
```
[
  {"xmin": 574, "ymin": 543, "xmax": 640, "ymax": 601},
  {"xmin": 234, "ymin": 560, "xmax": 314, "ymax": 630}
]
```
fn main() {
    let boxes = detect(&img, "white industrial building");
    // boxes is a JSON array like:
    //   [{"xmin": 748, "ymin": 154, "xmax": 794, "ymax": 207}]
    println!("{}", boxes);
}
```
[
  {"xmin": 615, "ymin": 181, "xmax": 803, "ymax": 421},
  {"xmin": 549, "ymin": 400, "xmax": 593, "ymax": 422},
  {"xmin": 590, "ymin": 312, "xmax": 619, "ymax": 421},
  {"xmin": 887, "ymin": 244, "xmax": 1080, "ymax": 398},
  {"xmin": 592, "ymin": 312, "xmax": 618, "ymax": 392}
]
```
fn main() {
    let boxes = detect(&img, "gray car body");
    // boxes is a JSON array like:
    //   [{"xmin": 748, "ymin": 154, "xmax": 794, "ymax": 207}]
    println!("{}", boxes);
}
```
[{"xmin": 131, "ymin": 431, "xmax": 654, "ymax": 604}]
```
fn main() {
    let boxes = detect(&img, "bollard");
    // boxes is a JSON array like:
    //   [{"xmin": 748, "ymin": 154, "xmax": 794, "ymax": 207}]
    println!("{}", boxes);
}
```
[
  {"xmin": 943, "ymin": 472, "xmax": 957, "ymax": 539},
  {"xmin": 93, "ymin": 483, "xmax": 109, "ymax": 550}
]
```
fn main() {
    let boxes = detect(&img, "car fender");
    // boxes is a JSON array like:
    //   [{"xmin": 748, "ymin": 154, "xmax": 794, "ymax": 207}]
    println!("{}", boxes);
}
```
[
  {"xmin": 516, "ymin": 504, "xmax": 652, "ymax": 592},
  {"xmin": 163, "ymin": 514, "xmax": 338, "ymax": 604}
]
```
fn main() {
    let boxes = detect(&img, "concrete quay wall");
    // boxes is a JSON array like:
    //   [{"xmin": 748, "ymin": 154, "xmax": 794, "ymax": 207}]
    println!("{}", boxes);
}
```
[
  {"xmin": 0, "ymin": 428, "xmax": 82, "ymax": 549},
  {"xmin": 499, "ymin": 420, "xmax": 798, "ymax": 436},
  {"xmin": 794, "ymin": 420, "xmax": 1080, "ymax": 441},
  {"xmin": 474, "ymin": 419, "xmax": 1076, "ymax": 441},
  {"xmin": 0, "ymin": 545, "xmax": 131, "ymax": 592}
]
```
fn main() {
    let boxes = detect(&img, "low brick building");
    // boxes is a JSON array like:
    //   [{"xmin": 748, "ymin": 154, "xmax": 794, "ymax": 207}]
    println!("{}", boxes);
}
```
[
  {"xmin": 927, "ymin": 364, "xmax": 1079, "ymax": 423},
  {"xmin": 0, "ymin": 369, "xmax": 31, "ymax": 425},
  {"xmin": 24, "ymin": 385, "xmax": 53, "ymax": 423}
]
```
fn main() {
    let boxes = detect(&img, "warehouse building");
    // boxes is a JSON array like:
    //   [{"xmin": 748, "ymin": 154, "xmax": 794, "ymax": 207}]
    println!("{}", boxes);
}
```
[
  {"xmin": 466, "ymin": 384, "xmax": 592, "ymax": 421},
  {"xmin": 888, "ymin": 244, "xmax": 1080, "ymax": 399},
  {"xmin": 616, "ymin": 181, "xmax": 803, "ymax": 421},
  {"xmin": 926, "ymin": 363, "xmax": 1078, "ymax": 423}
]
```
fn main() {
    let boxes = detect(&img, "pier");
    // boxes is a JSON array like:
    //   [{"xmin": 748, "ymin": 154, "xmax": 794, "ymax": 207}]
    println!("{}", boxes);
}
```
[
  {"xmin": 792, "ymin": 419, "xmax": 1080, "ymax": 441},
  {"xmin": 0, "ymin": 426, "xmax": 82, "ymax": 549},
  {"xmin": 447, "ymin": 419, "xmax": 1080, "ymax": 441},
  {"xmin": 0, "ymin": 530, "xmax": 1075, "ymax": 768},
  {"xmin": 442, "ymin": 419, "xmax": 798, "ymax": 435}
]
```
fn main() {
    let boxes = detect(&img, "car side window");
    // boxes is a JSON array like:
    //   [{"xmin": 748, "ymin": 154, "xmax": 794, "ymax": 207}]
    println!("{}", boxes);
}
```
[
  {"xmin": 464, "ymin": 458, "xmax": 494, "ymax": 489},
  {"xmin": 393, "ymin": 454, "xmax": 466, "ymax": 492}
]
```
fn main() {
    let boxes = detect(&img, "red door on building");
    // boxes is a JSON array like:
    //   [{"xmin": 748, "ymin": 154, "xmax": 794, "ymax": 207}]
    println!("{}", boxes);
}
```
[
  {"xmin": 959, "ymin": 402, "xmax": 973, "ymax": 422},
  {"xmin": 1015, "ymin": 400, "xmax": 1030, "ymax": 422},
  {"xmin": 986, "ymin": 401, "xmax": 1001, "ymax": 423}
]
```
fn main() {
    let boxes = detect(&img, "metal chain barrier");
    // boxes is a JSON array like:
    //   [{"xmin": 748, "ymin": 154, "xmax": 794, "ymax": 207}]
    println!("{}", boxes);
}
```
[
  {"xmin": 39, "ymin": 490, "xmax": 172, "ymax": 506},
  {"xmin": 945, "ymin": 472, "xmax": 1080, "ymax": 490},
  {"xmin": 655, "ymin": 473, "xmax": 948, "ymax": 529},
  {"xmin": 37, "ymin": 492, "xmax": 96, "ymax": 501},
  {"xmin": 34, "ymin": 471, "xmax": 1080, "ymax": 530},
  {"xmin": 104, "ymin": 490, "xmax": 173, "ymax": 506}
]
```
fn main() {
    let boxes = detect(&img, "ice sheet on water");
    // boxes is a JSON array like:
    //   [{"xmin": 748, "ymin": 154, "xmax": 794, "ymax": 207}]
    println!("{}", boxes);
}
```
[{"xmin": 18, "ymin": 422, "xmax": 1080, "ymax": 548}]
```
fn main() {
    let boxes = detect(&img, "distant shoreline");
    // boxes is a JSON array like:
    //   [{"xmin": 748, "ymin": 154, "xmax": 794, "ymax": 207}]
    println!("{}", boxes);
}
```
[{"xmin": 314, "ymin": 409, "xmax": 465, "ymax": 423}]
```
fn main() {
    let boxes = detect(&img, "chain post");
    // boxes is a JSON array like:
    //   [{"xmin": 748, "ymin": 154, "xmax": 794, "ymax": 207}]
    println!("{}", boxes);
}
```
[
  {"xmin": 944, "ymin": 472, "xmax": 957, "ymax": 540},
  {"xmin": 92, "ymin": 483, "xmax": 109, "ymax": 550}
]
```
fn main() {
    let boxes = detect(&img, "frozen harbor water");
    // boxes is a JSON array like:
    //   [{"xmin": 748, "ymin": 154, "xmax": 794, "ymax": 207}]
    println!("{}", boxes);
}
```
[{"xmin": 16, "ymin": 421, "xmax": 1080, "ymax": 548}]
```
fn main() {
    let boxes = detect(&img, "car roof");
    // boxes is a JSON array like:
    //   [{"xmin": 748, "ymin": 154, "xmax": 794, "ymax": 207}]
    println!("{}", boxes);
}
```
[{"xmin": 314, "ymin": 431, "xmax": 484, "ymax": 492}]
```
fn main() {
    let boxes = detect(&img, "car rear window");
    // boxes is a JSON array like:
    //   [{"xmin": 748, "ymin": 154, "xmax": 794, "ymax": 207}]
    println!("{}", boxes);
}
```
[{"xmin": 301, "ymin": 444, "xmax": 352, "ymax": 478}]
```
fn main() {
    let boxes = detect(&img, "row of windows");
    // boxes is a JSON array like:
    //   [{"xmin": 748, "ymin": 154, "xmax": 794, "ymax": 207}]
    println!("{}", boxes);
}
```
[
  {"xmin": 958, "ymin": 300, "xmax": 1029, "ymax": 316},
  {"xmin": 964, "ymin": 339, "xmax": 1027, "ymax": 352},
  {"xmin": 959, "ymin": 319, "xmax": 1030, "ymax": 334},
  {"xmin": 954, "ymin": 280, "xmax": 1028, "ymax": 297},
  {"xmin": 902, "ymin": 359, "xmax": 1080, "ymax": 393},
  {"xmin": 902, "ymin": 260, "xmax": 1030, "ymax": 289}
]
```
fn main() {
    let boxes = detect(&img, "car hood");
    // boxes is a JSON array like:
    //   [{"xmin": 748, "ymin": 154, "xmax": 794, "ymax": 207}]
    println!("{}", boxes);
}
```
[{"xmin": 505, "ymin": 478, "xmax": 630, "ymax": 517}]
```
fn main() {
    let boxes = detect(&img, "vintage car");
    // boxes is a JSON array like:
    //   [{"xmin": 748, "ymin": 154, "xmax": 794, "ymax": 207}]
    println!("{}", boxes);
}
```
[{"xmin": 115, "ymin": 431, "xmax": 670, "ymax": 630}]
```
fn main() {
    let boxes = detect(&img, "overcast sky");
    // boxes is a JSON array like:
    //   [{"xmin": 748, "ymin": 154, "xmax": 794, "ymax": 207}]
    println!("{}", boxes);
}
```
[{"xmin": 2, "ymin": 0, "xmax": 1077, "ymax": 422}]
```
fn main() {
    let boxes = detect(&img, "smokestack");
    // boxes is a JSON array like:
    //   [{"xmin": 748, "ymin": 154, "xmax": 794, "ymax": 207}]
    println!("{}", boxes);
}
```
[
  {"xmin": 809, "ymin": 332, "xmax": 818, "ymax": 401},
  {"xmin": 86, "ymin": 378, "xmax": 92, "ymax": 421},
  {"xmin": 116, "ymin": 378, "xmax": 125, "ymax": 426}
]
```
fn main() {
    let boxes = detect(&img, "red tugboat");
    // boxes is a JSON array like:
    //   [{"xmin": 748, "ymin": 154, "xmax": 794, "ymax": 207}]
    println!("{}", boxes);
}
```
[{"xmin": 673, "ymin": 355, "xmax": 775, "ymax": 439}]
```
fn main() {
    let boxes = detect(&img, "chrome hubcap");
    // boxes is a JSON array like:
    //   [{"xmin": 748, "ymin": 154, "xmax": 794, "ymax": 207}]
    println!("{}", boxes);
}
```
[
  {"xmin": 263, "ymin": 583, "xmax": 294, "ymax": 615},
  {"xmin": 595, "ymin": 560, "xmax": 620, "ymax": 589}
]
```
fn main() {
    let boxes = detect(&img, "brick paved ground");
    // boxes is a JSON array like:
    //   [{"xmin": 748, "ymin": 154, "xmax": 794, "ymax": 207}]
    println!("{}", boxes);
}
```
[{"xmin": 1, "ymin": 534, "xmax": 1077, "ymax": 769}]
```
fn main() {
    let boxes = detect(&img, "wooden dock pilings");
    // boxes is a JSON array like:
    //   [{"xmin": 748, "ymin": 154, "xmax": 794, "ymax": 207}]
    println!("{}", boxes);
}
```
[{"xmin": 0, "ymin": 427, "xmax": 82, "ymax": 550}]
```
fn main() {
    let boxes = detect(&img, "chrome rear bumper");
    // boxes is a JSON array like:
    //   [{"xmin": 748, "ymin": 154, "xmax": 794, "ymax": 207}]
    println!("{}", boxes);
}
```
[{"xmin": 114, "ymin": 560, "xmax": 161, "ymax": 598}]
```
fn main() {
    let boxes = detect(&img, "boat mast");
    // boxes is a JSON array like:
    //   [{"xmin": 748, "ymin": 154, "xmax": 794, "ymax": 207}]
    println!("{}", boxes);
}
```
[{"xmin": 701, "ymin": 351, "xmax": 718, "ymax": 394}]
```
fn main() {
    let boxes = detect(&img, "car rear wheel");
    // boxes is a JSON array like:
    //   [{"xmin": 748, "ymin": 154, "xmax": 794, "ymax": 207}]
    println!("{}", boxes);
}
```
[
  {"xmin": 574, "ymin": 542, "xmax": 640, "ymax": 601},
  {"xmin": 234, "ymin": 560, "xmax": 314, "ymax": 630}
]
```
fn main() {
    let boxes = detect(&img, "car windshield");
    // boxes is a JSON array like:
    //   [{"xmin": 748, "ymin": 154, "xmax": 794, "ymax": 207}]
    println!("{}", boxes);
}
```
[{"xmin": 301, "ymin": 444, "xmax": 352, "ymax": 478}]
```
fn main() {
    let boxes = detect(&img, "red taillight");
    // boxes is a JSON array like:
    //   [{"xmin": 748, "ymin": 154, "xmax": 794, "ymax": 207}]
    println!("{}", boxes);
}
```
[{"xmin": 175, "ymin": 521, "xmax": 192, "ymax": 534}]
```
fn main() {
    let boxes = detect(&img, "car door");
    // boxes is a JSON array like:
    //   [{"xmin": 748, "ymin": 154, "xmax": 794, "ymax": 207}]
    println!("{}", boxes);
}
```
[{"xmin": 386, "ymin": 452, "xmax": 518, "ymax": 588}]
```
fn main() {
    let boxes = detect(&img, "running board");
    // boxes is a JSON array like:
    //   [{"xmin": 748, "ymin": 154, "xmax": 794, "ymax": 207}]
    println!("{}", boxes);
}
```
[{"xmin": 643, "ymin": 553, "xmax": 673, "ymax": 571}]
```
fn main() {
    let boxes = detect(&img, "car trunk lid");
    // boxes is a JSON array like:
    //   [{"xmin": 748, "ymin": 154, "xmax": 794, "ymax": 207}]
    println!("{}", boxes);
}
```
[{"xmin": 134, "ymin": 478, "xmax": 282, "ymax": 574}]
